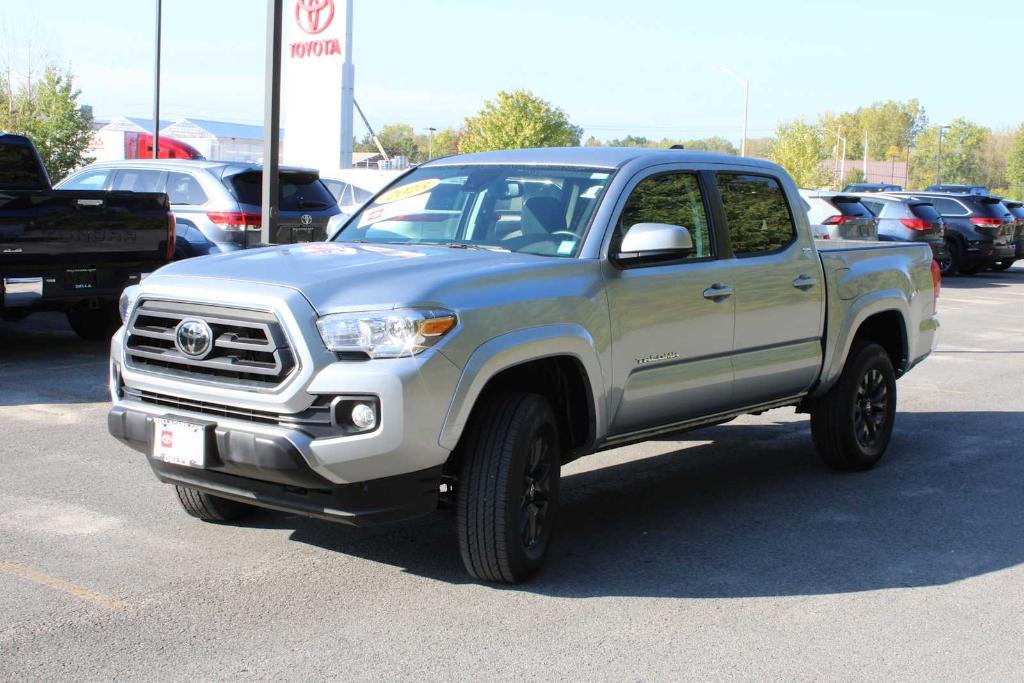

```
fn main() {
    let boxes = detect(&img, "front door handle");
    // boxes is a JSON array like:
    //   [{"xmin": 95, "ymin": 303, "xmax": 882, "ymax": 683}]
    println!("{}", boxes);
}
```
[
  {"xmin": 792, "ymin": 275, "xmax": 817, "ymax": 290},
  {"xmin": 703, "ymin": 283, "xmax": 734, "ymax": 301}
]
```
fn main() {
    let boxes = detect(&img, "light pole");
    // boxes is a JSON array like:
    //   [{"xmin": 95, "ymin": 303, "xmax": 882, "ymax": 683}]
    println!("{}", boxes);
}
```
[
  {"xmin": 935, "ymin": 125, "xmax": 950, "ymax": 185},
  {"xmin": 153, "ymin": 0, "xmax": 162, "ymax": 159},
  {"xmin": 427, "ymin": 127, "xmax": 437, "ymax": 160},
  {"xmin": 261, "ymin": 0, "xmax": 283, "ymax": 246},
  {"xmin": 715, "ymin": 65, "xmax": 748, "ymax": 156},
  {"xmin": 827, "ymin": 127, "xmax": 847, "ymax": 188}
]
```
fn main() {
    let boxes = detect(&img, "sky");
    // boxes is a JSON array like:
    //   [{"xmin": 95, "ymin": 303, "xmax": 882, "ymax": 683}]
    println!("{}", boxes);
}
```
[{"xmin": 2, "ymin": 0, "xmax": 1022, "ymax": 145}]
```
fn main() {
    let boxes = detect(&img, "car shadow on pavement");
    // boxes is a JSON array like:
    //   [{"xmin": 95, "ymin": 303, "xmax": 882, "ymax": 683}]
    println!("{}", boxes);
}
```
[
  {"xmin": 942, "ymin": 268, "xmax": 1024, "ymax": 289},
  {"xmin": 254, "ymin": 410, "xmax": 1024, "ymax": 597},
  {"xmin": 0, "ymin": 313, "xmax": 110, "ymax": 405}
]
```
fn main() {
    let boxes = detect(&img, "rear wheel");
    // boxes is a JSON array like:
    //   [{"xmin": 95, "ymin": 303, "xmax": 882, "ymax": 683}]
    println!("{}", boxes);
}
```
[
  {"xmin": 175, "ymin": 486, "xmax": 255, "ymax": 523},
  {"xmin": 67, "ymin": 304, "xmax": 120, "ymax": 340},
  {"xmin": 456, "ymin": 392, "xmax": 561, "ymax": 583},
  {"xmin": 936, "ymin": 238, "xmax": 959, "ymax": 276},
  {"xmin": 991, "ymin": 259, "xmax": 1015, "ymax": 271},
  {"xmin": 810, "ymin": 341, "xmax": 897, "ymax": 471}
]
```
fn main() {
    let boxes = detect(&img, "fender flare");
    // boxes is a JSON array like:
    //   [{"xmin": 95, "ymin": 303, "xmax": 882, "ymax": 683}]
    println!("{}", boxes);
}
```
[
  {"xmin": 812, "ymin": 290, "xmax": 911, "ymax": 397},
  {"xmin": 438, "ymin": 324, "xmax": 607, "ymax": 451}
]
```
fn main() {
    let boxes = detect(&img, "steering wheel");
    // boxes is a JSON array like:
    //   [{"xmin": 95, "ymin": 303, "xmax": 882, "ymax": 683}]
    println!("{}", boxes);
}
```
[{"xmin": 549, "ymin": 231, "xmax": 578, "ymax": 241}]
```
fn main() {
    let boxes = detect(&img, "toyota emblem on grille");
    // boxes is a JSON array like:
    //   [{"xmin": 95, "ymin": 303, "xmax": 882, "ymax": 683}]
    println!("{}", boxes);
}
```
[
  {"xmin": 175, "ymin": 319, "xmax": 213, "ymax": 359},
  {"xmin": 300, "ymin": 214, "xmax": 313, "ymax": 226}
]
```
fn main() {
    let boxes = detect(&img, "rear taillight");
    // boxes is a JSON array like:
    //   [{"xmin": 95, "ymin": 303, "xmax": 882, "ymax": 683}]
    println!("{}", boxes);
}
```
[
  {"xmin": 208, "ymin": 211, "xmax": 262, "ymax": 231},
  {"xmin": 969, "ymin": 217, "xmax": 1005, "ymax": 227},
  {"xmin": 823, "ymin": 215, "xmax": 856, "ymax": 225},
  {"xmin": 166, "ymin": 213, "xmax": 176, "ymax": 260},
  {"xmin": 931, "ymin": 259, "xmax": 941, "ymax": 300},
  {"xmin": 899, "ymin": 218, "xmax": 933, "ymax": 231}
]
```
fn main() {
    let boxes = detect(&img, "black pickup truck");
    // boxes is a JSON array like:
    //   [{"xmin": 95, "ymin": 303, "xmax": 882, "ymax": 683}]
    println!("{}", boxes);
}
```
[{"xmin": 1, "ymin": 133, "xmax": 174, "ymax": 339}]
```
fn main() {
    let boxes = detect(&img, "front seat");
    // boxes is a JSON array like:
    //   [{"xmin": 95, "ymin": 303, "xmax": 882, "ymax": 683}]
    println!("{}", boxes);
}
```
[{"xmin": 521, "ymin": 196, "xmax": 567, "ymax": 235}]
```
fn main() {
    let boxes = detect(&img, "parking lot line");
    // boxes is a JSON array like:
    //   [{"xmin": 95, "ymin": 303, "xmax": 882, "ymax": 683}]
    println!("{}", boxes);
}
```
[
  {"xmin": 0, "ymin": 360, "xmax": 108, "ymax": 376},
  {"xmin": 0, "ymin": 560, "xmax": 127, "ymax": 610}
]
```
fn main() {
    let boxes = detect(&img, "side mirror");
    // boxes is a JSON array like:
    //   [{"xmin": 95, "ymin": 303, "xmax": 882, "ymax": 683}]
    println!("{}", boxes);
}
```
[{"xmin": 614, "ymin": 223, "xmax": 694, "ymax": 265}]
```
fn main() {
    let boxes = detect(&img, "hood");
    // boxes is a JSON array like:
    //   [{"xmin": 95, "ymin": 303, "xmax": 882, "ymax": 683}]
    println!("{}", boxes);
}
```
[{"xmin": 145, "ymin": 242, "xmax": 574, "ymax": 314}]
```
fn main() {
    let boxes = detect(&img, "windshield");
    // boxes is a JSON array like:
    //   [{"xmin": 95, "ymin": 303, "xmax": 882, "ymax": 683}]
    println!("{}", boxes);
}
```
[{"xmin": 334, "ymin": 165, "xmax": 613, "ymax": 257}]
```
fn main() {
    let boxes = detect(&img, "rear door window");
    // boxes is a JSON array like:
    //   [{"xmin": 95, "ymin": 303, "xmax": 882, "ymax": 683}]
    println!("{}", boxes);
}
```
[
  {"xmin": 165, "ymin": 172, "xmax": 208, "ymax": 205},
  {"xmin": 112, "ymin": 169, "xmax": 166, "ymax": 193},
  {"xmin": 228, "ymin": 171, "xmax": 336, "ymax": 211},
  {"xmin": 716, "ymin": 173, "xmax": 797, "ymax": 254}
]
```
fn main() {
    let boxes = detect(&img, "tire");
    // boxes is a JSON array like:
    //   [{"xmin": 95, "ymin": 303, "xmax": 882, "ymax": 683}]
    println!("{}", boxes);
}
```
[
  {"xmin": 66, "ymin": 304, "xmax": 120, "ymax": 340},
  {"xmin": 810, "ymin": 341, "xmax": 897, "ymax": 471},
  {"xmin": 937, "ymin": 238, "xmax": 959, "ymax": 276},
  {"xmin": 175, "ymin": 486, "xmax": 255, "ymax": 523},
  {"xmin": 991, "ymin": 259, "xmax": 1015, "ymax": 272},
  {"xmin": 456, "ymin": 392, "xmax": 561, "ymax": 583}
]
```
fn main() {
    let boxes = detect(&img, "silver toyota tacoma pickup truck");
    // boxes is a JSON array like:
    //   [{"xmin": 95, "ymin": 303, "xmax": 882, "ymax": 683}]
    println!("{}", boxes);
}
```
[{"xmin": 108, "ymin": 148, "xmax": 940, "ymax": 583}]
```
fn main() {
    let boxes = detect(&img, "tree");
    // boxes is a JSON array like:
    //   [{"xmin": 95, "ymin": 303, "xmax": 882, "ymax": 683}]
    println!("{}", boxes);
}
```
[
  {"xmin": 820, "ymin": 99, "xmax": 927, "ymax": 161},
  {"xmin": 1, "ymin": 64, "xmax": 93, "ymax": 181},
  {"xmin": 910, "ymin": 118, "xmax": 989, "ymax": 189},
  {"xmin": 768, "ymin": 119, "xmax": 831, "ymax": 188},
  {"xmin": 460, "ymin": 89, "xmax": 582, "ymax": 153},
  {"xmin": 1006, "ymin": 125, "xmax": 1024, "ymax": 198}
]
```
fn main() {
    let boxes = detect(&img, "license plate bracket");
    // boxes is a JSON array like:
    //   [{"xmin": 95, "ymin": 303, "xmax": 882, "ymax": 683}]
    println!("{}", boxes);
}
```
[
  {"xmin": 151, "ymin": 416, "xmax": 213, "ymax": 469},
  {"xmin": 65, "ymin": 268, "xmax": 97, "ymax": 290}
]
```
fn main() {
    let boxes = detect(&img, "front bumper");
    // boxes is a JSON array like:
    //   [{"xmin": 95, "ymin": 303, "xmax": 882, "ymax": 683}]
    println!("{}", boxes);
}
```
[
  {"xmin": 110, "ymin": 281, "xmax": 464, "ymax": 491},
  {"xmin": 108, "ymin": 405, "xmax": 440, "ymax": 525}
]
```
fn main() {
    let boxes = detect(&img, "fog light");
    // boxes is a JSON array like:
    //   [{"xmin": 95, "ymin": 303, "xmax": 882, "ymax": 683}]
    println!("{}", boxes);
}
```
[{"xmin": 351, "ymin": 402, "xmax": 377, "ymax": 431}]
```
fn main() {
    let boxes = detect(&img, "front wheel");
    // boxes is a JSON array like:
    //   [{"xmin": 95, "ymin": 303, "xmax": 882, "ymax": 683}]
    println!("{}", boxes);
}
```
[
  {"xmin": 456, "ymin": 392, "xmax": 561, "ymax": 583},
  {"xmin": 810, "ymin": 341, "xmax": 897, "ymax": 471},
  {"xmin": 175, "ymin": 486, "xmax": 255, "ymax": 523}
]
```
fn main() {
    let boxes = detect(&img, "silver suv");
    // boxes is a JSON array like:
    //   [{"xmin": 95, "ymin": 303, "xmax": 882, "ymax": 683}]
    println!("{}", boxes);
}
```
[
  {"xmin": 854, "ymin": 193, "xmax": 948, "ymax": 264},
  {"xmin": 58, "ymin": 160, "xmax": 340, "ymax": 258}
]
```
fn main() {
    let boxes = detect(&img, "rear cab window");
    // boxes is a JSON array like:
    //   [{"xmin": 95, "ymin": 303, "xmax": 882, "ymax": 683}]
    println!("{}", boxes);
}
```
[
  {"xmin": 0, "ymin": 141, "xmax": 48, "ymax": 189},
  {"xmin": 715, "ymin": 173, "xmax": 797, "ymax": 255}
]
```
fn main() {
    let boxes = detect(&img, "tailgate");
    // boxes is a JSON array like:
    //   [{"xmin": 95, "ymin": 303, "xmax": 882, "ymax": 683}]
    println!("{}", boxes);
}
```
[{"xmin": 0, "ymin": 189, "xmax": 171, "ymax": 265}]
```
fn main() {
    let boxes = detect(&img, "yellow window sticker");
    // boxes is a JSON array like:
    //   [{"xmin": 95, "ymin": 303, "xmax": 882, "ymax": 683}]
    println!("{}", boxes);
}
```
[{"xmin": 375, "ymin": 178, "xmax": 441, "ymax": 205}]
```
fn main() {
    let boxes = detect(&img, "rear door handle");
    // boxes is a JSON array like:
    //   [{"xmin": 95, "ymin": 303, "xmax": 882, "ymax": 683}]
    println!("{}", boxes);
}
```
[
  {"xmin": 703, "ymin": 283, "xmax": 734, "ymax": 301},
  {"xmin": 792, "ymin": 275, "xmax": 817, "ymax": 290}
]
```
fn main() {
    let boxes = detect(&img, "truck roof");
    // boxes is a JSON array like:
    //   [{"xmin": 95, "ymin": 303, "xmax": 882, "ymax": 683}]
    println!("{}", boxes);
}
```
[{"xmin": 422, "ymin": 146, "xmax": 780, "ymax": 171}]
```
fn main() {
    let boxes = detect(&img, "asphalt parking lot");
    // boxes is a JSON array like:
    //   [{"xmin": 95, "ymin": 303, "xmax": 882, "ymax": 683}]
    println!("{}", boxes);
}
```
[{"xmin": 1, "ymin": 266, "xmax": 1022, "ymax": 680}]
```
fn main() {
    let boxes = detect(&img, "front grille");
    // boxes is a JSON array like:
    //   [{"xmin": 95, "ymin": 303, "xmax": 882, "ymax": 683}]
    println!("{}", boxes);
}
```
[
  {"xmin": 124, "ymin": 387, "xmax": 336, "ymax": 436},
  {"xmin": 125, "ymin": 300, "xmax": 297, "ymax": 389}
]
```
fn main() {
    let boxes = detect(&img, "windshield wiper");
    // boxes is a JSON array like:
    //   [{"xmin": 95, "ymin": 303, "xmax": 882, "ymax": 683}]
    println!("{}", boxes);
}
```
[{"xmin": 438, "ymin": 242, "xmax": 510, "ymax": 253}]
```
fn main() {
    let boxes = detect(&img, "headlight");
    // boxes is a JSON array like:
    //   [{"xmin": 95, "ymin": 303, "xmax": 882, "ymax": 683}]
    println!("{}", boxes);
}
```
[
  {"xmin": 316, "ymin": 308, "xmax": 457, "ymax": 358},
  {"xmin": 119, "ymin": 285, "xmax": 140, "ymax": 324}
]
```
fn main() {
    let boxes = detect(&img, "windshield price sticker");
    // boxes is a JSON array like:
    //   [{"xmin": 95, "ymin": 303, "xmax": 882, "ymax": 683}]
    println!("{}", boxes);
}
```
[{"xmin": 374, "ymin": 178, "xmax": 441, "ymax": 205}]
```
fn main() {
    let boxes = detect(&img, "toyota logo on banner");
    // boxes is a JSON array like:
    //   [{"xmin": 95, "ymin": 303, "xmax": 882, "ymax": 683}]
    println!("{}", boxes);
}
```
[{"xmin": 295, "ymin": 0, "xmax": 334, "ymax": 34}]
